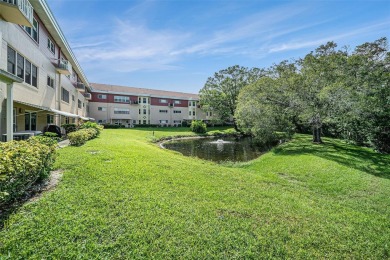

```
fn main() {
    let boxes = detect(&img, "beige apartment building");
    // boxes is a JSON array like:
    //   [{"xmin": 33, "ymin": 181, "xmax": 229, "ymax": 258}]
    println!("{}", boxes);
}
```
[
  {"xmin": 89, "ymin": 83, "xmax": 215, "ymax": 127},
  {"xmin": 0, "ymin": 0, "xmax": 92, "ymax": 141},
  {"xmin": 0, "ymin": 0, "xmax": 214, "ymax": 141}
]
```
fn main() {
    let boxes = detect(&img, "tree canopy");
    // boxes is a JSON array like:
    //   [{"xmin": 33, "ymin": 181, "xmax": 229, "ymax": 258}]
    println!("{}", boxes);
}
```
[
  {"xmin": 233, "ymin": 37, "xmax": 389, "ymax": 153},
  {"xmin": 199, "ymin": 65, "xmax": 265, "ymax": 130}
]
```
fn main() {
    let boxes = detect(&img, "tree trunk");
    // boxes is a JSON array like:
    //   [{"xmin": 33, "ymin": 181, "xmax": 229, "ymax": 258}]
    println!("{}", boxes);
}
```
[{"xmin": 312, "ymin": 127, "xmax": 322, "ymax": 143}]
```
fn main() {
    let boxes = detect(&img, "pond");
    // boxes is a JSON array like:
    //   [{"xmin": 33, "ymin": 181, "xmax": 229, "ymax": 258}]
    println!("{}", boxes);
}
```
[{"xmin": 162, "ymin": 136, "xmax": 272, "ymax": 163}]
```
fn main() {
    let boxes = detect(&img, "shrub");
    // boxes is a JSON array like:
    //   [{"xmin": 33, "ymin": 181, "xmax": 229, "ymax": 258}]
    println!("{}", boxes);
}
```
[
  {"xmin": 0, "ymin": 137, "xmax": 57, "ymax": 206},
  {"xmin": 190, "ymin": 120, "xmax": 207, "ymax": 134},
  {"xmin": 79, "ymin": 122, "xmax": 103, "ymax": 137},
  {"xmin": 102, "ymin": 124, "xmax": 125, "ymax": 129},
  {"xmin": 61, "ymin": 123, "xmax": 78, "ymax": 134},
  {"xmin": 68, "ymin": 128, "xmax": 99, "ymax": 146}
]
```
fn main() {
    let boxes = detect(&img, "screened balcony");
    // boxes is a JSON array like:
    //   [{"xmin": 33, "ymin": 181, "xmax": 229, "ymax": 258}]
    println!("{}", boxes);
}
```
[
  {"xmin": 56, "ymin": 59, "xmax": 72, "ymax": 75},
  {"xmin": 0, "ymin": 0, "xmax": 33, "ymax": 27}
]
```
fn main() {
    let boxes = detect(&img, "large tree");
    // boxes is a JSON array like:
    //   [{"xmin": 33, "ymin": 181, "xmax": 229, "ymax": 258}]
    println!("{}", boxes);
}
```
[
  {"xmin": 199, "ymin": 65, "xmax": 265, "ymax": 130},
  {"xmin": 236, "ymin": 61, "xmax": 300, "ymax": 143}
]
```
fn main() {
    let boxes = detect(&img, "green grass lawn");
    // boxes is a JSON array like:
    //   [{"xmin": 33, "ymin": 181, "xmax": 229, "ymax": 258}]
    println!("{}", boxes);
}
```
[{"xmin": 1, "ymin": 128, "xmax": 389, "ymax": 258}]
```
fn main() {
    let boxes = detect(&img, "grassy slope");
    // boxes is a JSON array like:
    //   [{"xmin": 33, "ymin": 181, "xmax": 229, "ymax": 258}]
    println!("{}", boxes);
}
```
[{"xmin": 0, "ymin": 128, "xmax": 389, "ymax": 259}]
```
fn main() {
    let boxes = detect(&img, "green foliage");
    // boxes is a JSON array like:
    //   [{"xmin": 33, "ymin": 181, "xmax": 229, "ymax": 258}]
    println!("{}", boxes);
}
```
[
  {"xmin": 0, "ymin": 130, "xmax": 389, "ymax": 258},
  {"xmin": 61, "ymin": 124, "xmax": 77, "ymax": 134},
  {"xmin": 235, "ymin": 37, "xmax": 390, "ymax": 152},
  {"xmin": 79, "ymin": 122, "xmax": 104, "ymax": 137},
  {"xmin": 102, "ymin": 124, "xmax": 126, "ymax": 129},
  {"xmin": 190, "ymin": 120, "xmax": 207, "ymax": 133},
  {"xmin": 200, "ymin": 65, "xmax": 265, "ymax": 130},
  {"xmin": 67, "ymin": 128, "xmax": 98, "ymax": 146},
  {"xmin": 0, "ymin": 137, "xmax": 57, "ymax": 206}
]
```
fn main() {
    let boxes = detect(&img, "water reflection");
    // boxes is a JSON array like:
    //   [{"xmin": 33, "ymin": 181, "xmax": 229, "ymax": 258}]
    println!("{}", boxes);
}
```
[{"xmin": 163, "ymin": 136, "xmax": 271, "ymax": 163}]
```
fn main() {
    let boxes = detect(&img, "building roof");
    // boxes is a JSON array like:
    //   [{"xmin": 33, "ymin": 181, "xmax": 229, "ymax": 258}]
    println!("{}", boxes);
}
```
[{"xmin": 90, "ymin": 83, "xmax": 199, "ymax": 100}]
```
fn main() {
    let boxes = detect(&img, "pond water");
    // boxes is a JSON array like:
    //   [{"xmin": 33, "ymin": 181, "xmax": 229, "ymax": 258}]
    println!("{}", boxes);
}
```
[{"xmin": 163, "ymin": 136, "xmax": 271, "ymax": 163}]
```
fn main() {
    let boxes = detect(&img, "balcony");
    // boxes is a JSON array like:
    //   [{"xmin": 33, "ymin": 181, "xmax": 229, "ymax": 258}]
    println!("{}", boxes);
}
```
[
  {"xmin": 0, "ymin": 0, "xmax": 33, "ymax": 27},
  {"xmin": 83, "ymin": 93, "xmax": 92, "ymax": 100},
  {"xmin": 76, "ymin": 82, "xmax": 85, "ymax": 91},
  {"xmin": 56, "ymin": 59, "xmax": 72, "ymax": 75}
]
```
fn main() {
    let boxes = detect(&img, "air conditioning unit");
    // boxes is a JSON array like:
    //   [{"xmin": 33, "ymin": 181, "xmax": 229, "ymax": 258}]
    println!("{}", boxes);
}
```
[{"xmin": 83, "ymin": 93, "xmax": 92, "ymax": 100}]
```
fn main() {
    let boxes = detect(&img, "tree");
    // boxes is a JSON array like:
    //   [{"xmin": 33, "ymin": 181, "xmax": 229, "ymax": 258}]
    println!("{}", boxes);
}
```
[
  {"xmin": 297, "ymin": 42, "xmax": 349, "ymax": 143},
  {"xmin": 199, "ymin": 65, "xmax": 265, "ymax": 131},
  {"xmin": 236, "ymin": 61, "xmax": 300, "ymax": 144}
]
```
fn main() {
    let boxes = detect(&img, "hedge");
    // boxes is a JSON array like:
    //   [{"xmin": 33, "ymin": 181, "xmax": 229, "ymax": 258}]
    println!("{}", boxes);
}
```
[
  {"xmin": 190, "ymin": 120, "xmax": 207, "ymax": 134},
  {"xmin": 68, "ymin": 122, "xmax": 103, "ymax": 146},
  {"xmin": 0, "ymin": 136, "xmax": 57, "ymax": 207}
]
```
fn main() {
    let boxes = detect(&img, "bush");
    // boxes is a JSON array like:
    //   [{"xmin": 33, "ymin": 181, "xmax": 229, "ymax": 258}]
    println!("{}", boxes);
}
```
[
  {"xmin": 61, "ymin": 124, "xmax": 77, "ymax": 134},
  {"xmin": 68, "ymin": 128, "xmax": 99, "ymax": 146},
  {"xmin": 79, "ymin": 122, "xmax": 103, "ymax": 137},
  {"xmin": 190, "ymin": 120, "xmax": 207, "ymax": 134},
  {"xmin": 0, "ymin": 137, "xmax": 57, "ymax": 206},
  {"xmin": 102, "ymin": 124, "xmax": 125, "ymax": 129}
]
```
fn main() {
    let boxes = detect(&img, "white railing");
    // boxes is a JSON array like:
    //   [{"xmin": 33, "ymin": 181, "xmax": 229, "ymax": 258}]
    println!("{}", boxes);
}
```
[
  {"xmin": 1, "ymin": 0, "xmax": 33, "ymax": 27},
  {"xmin": 57, "ymin": 59, "xmax": 72, "ymax": 75},
  {"xmin": 17, "ymin": 0, "xmax": 33, "ymax": 26}
]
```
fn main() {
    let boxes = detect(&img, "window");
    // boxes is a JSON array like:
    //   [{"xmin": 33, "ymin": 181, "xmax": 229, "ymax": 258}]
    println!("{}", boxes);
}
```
[
  {"xmin": 98, "ymin": 107, "xmax": 107, "ymax": 112},
  {"xmin": 78, "ymin": 99, "xmax": 82, "ymax": 109},
  {"xmin": 8, "ymin": 47, "xmax": 40, "ymax": 88},
  {"xmin": 98, "ymin": 94, "xmax": 107, "ymax": 99},
  {"xmin": 173, "ymin": 110, "xmax": 181, "ymax": 114},
  {"xmin": 114, "ymin": 108, "xmax": 130, "ymax": 114},
  {"xmin": 47, "ymin": 114, "xmax": 54, "ymax": 124},
  {"xmin": 114, "ymin": 96, "xmax": 130, "ymax": 103},
  {"xmin": 143, "ymin": 109, "xmax": 147, "ymax": 115},
  {"xmin": 72, "ymin": 95, "xmax": 75, "ymax": 102},
  {"xmin": 192, "ymin": 111, "xmax": 196, "ymax": 116},
  {"xmin": 159, "ymin": 110, "xmax": 168, "ymax": 113},
  {"xmin": 25, "ymin": 60, "xmax": 31, "ymax": 84},
  {"xmin": 61, "ymin": 87, "xmax": 70, "ymax": 103},
  {"xmin": 47, "ymin": 38, "xmax": 55, "ymax": 54},
  {"xmin": 17, "ymin": 53, "xmax": 24, "ymax": 79},
  {"xmin": 143, "ymin": 120, "xmax": 147, "ymax": 124},
  {"xmin": 189, "ymin": 111, "xmax": 191, "ymax": 116},
  {"xmin": 7, "ymin": 46, "xmax": 16, "ymax": 74},
  {"xmin": 32, "ymin": 65, "xmax": 37, "ymax": 87},
  {"xmin": 139, "ymin": 109, "xmax": 141, "ymax": 114},
  {"xmin": 159, "ymin": 120, "xmax": 168, "ymax": 124},
  {"xmin": 174, "ymin": 120, "xmax": 181, "ymax": 123},
  {"xmin": 143, "ymin": 97, "xmax": 147, "ymax": 104},
  {"xmin": 47, "ymin": 75, "xmax": 54, "ymax": 88},
  {"xmin": 174, "ymin": 100, "xmax": 181, "ymax": 104},
  {"xmin": 160, "ymin": 99, "xmax": 168, "ymax": 103},
  {"xmin": 23, "ymin": 18, "xmax": 39, "ymax": 43}
]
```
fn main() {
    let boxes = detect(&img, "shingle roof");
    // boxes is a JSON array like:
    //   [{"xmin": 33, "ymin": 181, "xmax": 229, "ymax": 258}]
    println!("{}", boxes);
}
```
[{"xmin": 90, "ymin": 83, "xmax": 199, "ymax": 100}]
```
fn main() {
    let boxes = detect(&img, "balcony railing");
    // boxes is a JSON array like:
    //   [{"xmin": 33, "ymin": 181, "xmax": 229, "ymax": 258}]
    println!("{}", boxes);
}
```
[
  {"xmin": 83, "ymin": 93, "xmax": 92, "ymax": 100},
  {"xmin": 0, "ymin": 0, "xmax": 34, "ymax": 27},
  {"xmin": 56, "ymin": 59, "xmax": 72, "ymax": 75},
  {"xmin": 76, "ymin": 82, "xmax": 85, "ymax": 91}
]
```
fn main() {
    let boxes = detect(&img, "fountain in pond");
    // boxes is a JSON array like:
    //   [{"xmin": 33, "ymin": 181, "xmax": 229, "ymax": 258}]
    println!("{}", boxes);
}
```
[{"xmin": 209, "ymin": 139, "xmax": 233, "ymax": 144}]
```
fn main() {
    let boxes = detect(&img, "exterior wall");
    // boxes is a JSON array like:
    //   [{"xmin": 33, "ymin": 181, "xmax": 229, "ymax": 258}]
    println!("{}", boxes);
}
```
[
  {"xmin": 89, "ymin": 91, "xmax": 209, "ymax": 127},
  {"xmin": 0, "ymin": 8, "xmax": 89, "ymax": 137}
]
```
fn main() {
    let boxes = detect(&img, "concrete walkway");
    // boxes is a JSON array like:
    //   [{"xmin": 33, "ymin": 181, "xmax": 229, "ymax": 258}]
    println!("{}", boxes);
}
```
[{"xmin": 58, "ymin": 139, "xmax": 70, "ymax": 148}]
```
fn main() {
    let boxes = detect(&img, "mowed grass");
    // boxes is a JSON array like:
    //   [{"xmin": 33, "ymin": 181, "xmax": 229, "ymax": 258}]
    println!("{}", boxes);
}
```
[{"xmin": 0, "ymin": 128, "xmax": 389, "ymax": 258}]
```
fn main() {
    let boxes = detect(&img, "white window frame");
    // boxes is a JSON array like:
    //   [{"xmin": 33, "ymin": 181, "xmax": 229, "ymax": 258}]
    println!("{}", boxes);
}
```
[
  {"xmin": 98, "ymin": 94, "xmax": 107, "ymax": 99},
  {"xmin": 98, "ymin": 107, "xmax": 107, "ymax": 112},
  {"xmin": 23, "ymin": 18, "xmax": 39, "ymax": 43},
  {"xmin": 114, "ymin": 96, "xmax": 130, "ymax": 103},
  {"xmin": 47, "ymin": 38, "xmax": 55, "ymax": 54},
  {"xmin": 160, "ymin": 99, "xmax": 168, "ymax": 103},
  {"xmin": 113, "ymin": 108, "xmax": 130, "ymax": 114}
]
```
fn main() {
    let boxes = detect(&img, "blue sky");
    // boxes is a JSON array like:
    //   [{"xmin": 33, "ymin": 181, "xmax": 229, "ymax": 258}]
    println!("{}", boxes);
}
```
[{"xmin": 46, "ymin": 0, "xmax": 390, "ymax": 94}]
